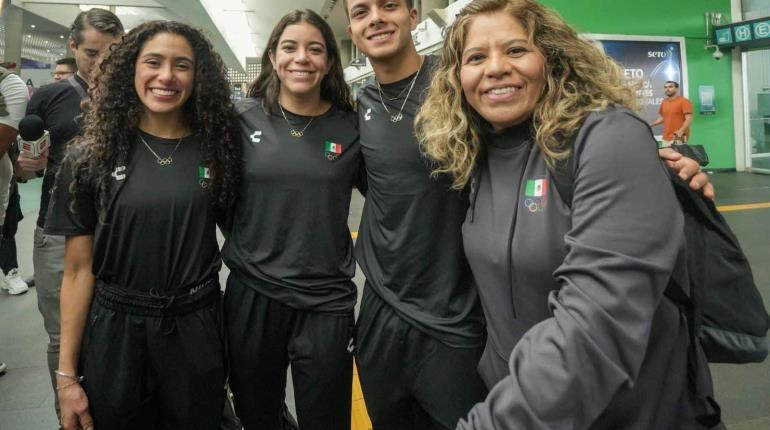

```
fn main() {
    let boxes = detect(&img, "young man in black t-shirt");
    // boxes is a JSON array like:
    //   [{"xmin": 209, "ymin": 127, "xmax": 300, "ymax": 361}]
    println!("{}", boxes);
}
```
[
  {"xmin": 16, "ymin": 8, "xmax": 124, "ymax": 417},
  {"xmin": 346, "ymin": 1, "xmax": 488, "ymax": 428}
]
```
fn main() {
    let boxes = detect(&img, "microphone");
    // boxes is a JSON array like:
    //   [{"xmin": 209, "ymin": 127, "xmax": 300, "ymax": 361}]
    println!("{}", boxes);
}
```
[{"xmin": 17, "ymin": 114, "xmax": 50, "ymax": 157}]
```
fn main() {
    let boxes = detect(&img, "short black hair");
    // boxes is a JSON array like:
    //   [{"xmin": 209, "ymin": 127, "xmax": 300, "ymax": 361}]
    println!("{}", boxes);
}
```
[
  {"xmin": 56, "ymin": 57, "xmax": 77, "ymax": 70},
  {"xmin": 665, "ymin": 80, "xmax": 680, "ymax": 88},
  {"xmin": 69, "ymin": 8, "xmax": 124, "ymax": 47}
]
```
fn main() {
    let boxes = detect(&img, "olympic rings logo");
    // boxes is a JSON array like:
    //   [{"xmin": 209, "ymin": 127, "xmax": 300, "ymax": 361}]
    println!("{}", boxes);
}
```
[
  {"xmin": 199, "ymin": 179, "xmax": 210, "ymax": 189},
  {"xmin": 325, "ymin": 152, "xmax": 340, "ymax": 161},
  {"xmin": 524, "ymin": 198, "xmax": 546, "ymax": 213}
]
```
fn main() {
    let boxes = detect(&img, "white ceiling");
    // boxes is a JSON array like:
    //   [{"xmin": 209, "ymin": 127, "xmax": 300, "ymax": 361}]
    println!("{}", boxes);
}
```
[
  {"xmin": 10, "ymin": 0, "xmax": 246, "ymax": 72},
  {"xmin": 7, "ymin": 0, "xmax": 357, "ymax": 72},
  {"xmin": 199, "ymin": 0, "xmax": 352, "ymax": 63}
]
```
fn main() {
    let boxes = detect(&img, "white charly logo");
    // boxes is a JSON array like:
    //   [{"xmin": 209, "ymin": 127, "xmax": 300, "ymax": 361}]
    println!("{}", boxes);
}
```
[
  {"xmin": 364, "ymin": 108, "xmax": 371, "ymax": 121},
  {"xmin": 347, "ymin": 337, "xmax": 355, "ymax": 353},
  {"xmin": 111, "ymin": 166, "xmax": 126, "ymax": 181},
  {"xmin": 250, "ymin": 130, "xmax": 262, "ymax": 143}
]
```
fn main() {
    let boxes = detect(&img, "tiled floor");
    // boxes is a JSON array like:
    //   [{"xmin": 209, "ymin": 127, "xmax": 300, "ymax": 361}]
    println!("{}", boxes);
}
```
[{"xmin": 1, "ymin": 174, "xmax": 768, "ymax": 429}]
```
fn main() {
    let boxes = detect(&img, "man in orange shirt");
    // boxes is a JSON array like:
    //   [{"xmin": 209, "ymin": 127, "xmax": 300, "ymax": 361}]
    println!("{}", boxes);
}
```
[{"xmin": 650, "ymin": 80, "xmax": 693, "ymax": 145}]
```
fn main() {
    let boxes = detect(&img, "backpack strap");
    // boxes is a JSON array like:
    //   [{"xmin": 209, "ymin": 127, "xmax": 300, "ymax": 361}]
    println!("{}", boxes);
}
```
[{"xmin": 67, "ymin": 75, "xmax": 88, "ymax": 100}]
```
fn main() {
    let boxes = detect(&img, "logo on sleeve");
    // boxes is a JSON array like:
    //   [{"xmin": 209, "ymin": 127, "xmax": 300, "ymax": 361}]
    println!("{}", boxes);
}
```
[
  {"xmin": 324, "ymin": 140, "xmax": 343, "ymax": 161},
  {"xmin": 250, "ymin": 130, "xmax": 262, "ymax": 143},
  {"xmin": 111, "ymin": 166, "xmax": 126, "ymax": 181},
  {"xmin": 364, "ymin": 108, "xmax": 371, "ymax": 121},
  {"xmin": 523, "ymin": 178, "xmax": 548, "ymax": 213},
  {"xmin": 198, "ymin": 166, "xmax": 211, "ymax": 189}
]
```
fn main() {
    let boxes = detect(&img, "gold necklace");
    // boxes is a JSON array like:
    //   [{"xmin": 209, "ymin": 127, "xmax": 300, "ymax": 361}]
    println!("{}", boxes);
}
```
[
  {"xmin": 139, "ymin": 135, "xmax": 183, "ymax": 166},
  {"xmin": 278, "ymin": 104, "xmax": 316, "ymax": 138}
]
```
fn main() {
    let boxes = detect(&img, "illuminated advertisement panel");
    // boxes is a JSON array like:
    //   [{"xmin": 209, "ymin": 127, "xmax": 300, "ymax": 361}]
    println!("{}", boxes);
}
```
[{"xmin": 585, "ymin": 35, "xmax": 687, "ymax": 132}]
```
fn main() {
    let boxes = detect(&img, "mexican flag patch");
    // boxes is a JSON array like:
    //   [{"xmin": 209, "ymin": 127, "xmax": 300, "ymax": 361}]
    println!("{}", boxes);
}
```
[
  {"xmin": 525, "ymin": 179, "xmax": 547, "ymax": 197},
  {"xmin": 325, "ymin": 141, "xmax": 342, "ymax": 154},
  {"xmin": 198, "ymin": 166, "xmax": 210, "ymax": 180}
]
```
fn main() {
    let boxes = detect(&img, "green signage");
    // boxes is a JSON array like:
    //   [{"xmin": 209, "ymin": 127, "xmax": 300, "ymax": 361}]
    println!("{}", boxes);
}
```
[
  {"xmin": 734, "ymin": 24, "xmax": 752, "ymax": 42},
  {"xmin": 715, "ymin": 16, "xmax": 770, "ymax": 49},
  {"xmin": 754, "ymin": 20, "xmax": 770, "ymax": 40},
  {"xmin": 715, "ymin": 27, "xmax": 733, "ymax": 44}
]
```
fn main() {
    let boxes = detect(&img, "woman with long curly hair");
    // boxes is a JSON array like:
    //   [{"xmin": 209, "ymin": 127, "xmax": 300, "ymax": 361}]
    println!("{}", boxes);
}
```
[
  {"xmin": 221, "ymin": 9, "xmax": 363, "ymax": 430},
  {"xmin": 45, "ymin": 20, "xmax": 241, "ymax": 430},
  {"xmin": 417, "ymin": 0, "xmax": 721, "ymax": 428}
]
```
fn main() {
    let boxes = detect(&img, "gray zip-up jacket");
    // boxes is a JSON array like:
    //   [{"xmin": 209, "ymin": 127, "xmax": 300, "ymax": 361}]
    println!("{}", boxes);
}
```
[{"xmin": 458, "ymin": 108, "xmax": 721, "ymax": 429}]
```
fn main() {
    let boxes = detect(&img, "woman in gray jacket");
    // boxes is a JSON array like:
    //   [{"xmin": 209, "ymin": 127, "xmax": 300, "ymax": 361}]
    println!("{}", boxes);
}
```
[{"xmin": 416, "ymin": 0, "xmax": 721, "ymax": 428}]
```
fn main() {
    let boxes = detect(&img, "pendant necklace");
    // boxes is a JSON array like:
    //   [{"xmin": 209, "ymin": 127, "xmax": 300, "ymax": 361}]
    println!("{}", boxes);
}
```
[
  {"xmin": 140, "ymin": 134, "xmax": 183, "ymax": 166},
  {"xmin": 279, "ymin": 104, "xmax": 315, "ymax": 138},
  {"xmin": 376, "ymin": 58, "xmax": 423, "ymax": 123}
]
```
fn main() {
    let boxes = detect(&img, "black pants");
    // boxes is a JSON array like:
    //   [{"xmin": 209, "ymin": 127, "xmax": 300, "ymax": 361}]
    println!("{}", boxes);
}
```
[
  {"xmin": 0, "ymin": 180, "xmax": 21, "ymax": 273},
  {"xmin": 81, "ymin": 296, "xmax": 226, "ymax": 429},
  {"xmin": 224, "ymin": 278, "xmax": 354, "ymax": 430},
  {"xmin": 356, "ymin": 286, "xmax": 488, "ymax": 430}
]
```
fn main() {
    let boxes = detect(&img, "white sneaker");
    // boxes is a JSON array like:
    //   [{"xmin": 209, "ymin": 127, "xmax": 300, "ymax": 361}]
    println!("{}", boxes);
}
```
[
  {"xmin": 4, "ymin": 269, "xmax": 28, "ymax": 295},
  {"xmin": 0, "ymin": 362, "xmax": 6, "ymax": 375}
]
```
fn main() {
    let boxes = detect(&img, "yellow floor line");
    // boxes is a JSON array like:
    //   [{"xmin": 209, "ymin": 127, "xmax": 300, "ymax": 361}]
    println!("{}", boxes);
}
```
[{"xmin": 717, "ymin": 202, "xmax": 770, "ymax": 212}]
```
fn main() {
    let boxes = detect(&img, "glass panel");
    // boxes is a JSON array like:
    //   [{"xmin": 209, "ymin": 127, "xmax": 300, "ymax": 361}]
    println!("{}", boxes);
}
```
[
  {"xmin": 743, "ymin": 0, "xmax": 770, "ymax": 20},
  {"xmin": 743, "ymin": 0, "xmax": 770, "ymax": 172},
  {"xmin": 745, "ymin": 49, "xmax": 770, "ymax": 172}
]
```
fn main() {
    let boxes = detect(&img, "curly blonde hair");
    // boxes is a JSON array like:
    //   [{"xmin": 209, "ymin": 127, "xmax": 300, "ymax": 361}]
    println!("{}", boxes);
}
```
[{"xmin": 416, "ymin": 0, "xmax": 639, "ymax": 189}]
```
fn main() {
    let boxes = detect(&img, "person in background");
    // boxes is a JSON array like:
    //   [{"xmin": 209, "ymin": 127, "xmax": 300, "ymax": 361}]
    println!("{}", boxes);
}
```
[
  {"xmin": 0, "ymin": 57, "xmax": 30, "ymax": 380},
  {"xmin": 0, "ymin": 63, "xmax": 29, "ymax": 296},
  {"xmin": 417, "ymin": 0, "xmax": 722, "ymax": 428},
  {"xmin": 650, "ymin": 80, "xmax": 693, "ymax": 145},
  {"xmin": 0, "ymin": 167, "xmax": 28, "ymax": 295},
  {"xmin": 53, "ymin": 58, "xmax": 77, "ymax": 81},
  {"xmin": 15, "ymin": 7, "xmax": 125, "ymax": 419},
  {"xmin": 46, "ymin": 20, "xmax": 241, "ymax": 429}
]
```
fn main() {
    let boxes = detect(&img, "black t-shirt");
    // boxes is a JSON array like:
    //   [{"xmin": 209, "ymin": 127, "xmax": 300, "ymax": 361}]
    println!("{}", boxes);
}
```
[
  {"xmin": 45, "ymin": 132, "xmax": 221, "ymax": 294},
  {"xmin": 356, "ymin": 56, "xmax": 484, "ymax": 347},
  {"xmin": 222, "ymin": 98, "xmax": 364, "ymax": 313},
  {"xmin": 27, "ymin": 75, "xmax": 88, "ymax": 228}
]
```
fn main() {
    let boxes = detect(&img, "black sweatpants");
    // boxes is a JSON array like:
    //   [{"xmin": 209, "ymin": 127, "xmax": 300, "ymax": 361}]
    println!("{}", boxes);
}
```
[
  {"xmin": 0, "ymin": 180, "xmax": 21, "ymax": 272},
  {"xmin": 224, "ymin": 278, "xmax": 354, "ymax": 430},
  {"xmin": 80, "ymin": 297, "xmax": 226, "ymax": 429},
  {"xmin": 355, "ymin": 286, "xmax": 488, "ymax": 430}
]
